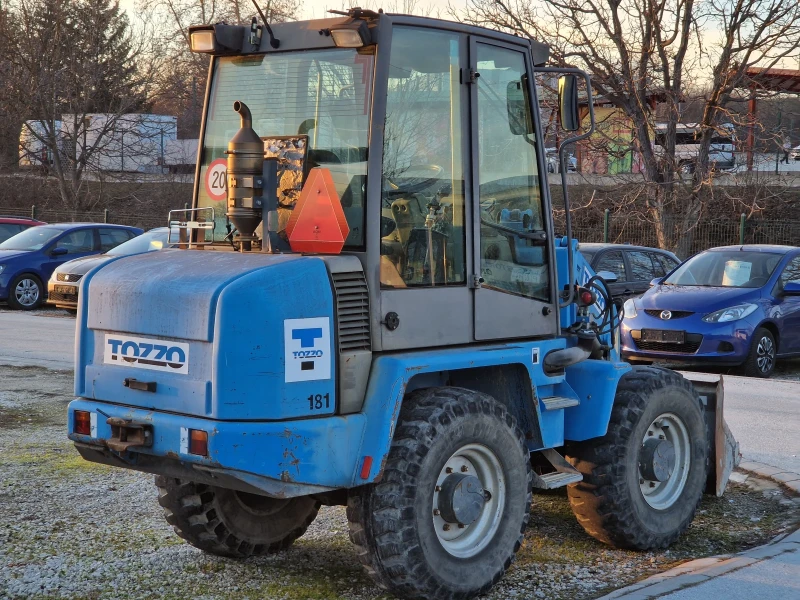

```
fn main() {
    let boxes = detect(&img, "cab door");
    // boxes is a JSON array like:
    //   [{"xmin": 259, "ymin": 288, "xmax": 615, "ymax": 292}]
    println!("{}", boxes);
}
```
[{"xmin": 469, "ymin": 39, "xmax": 557, "ymax": 340}]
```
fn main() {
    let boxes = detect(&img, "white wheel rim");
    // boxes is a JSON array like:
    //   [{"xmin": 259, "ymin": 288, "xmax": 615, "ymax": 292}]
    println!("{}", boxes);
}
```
[
  {"xmin": 639, "ymin": 412, "xmax": 691, "ymax": 510},
  {"xmin": 432, "ymin": 443, "xmax": 506, "ymax": 558},
  {"xmin": 15, "ymin": 278, "xmax": 39, "ymax": 307}
]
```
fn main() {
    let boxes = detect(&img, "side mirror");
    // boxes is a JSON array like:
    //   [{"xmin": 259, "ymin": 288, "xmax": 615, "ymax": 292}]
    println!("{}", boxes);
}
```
[
  {"xmin": 783, "ymin": 281, "xmax": 800, "ymax": 296},
  {"xmin": 558, "ymin": 74, "xmax": 580, "ymax": 132},
  {"xmin": 51, "ymin": 247, "xmax": 68, "ymax": 256},
  {"xmin": 506, "ymin": 78, "xmax": 533, "ymax": 136},
  {"xmin": 650, "ymin": 277, "xmax": 662, "ymax": 287},
  {"xmin": 596, "ymin": 270, "xmax": 618, "ymax": 284}
]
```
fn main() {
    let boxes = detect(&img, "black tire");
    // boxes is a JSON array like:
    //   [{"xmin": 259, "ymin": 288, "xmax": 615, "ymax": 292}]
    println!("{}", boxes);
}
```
[
  {"xmin": 347, "ymin": 387, "xmax": 532, "ymax": 600},
  {"xmin": 740, "ymin": 327, "xmax": 776, "ymax": 378},
  {"xmin": 155, "ymin": 476, "xmax": 320, "ymax": 557},
  {"xmin": 565, "ymin": 366, "xmax": 708, "ymax": 550},
  {"xmin": 8, "ymin": 273, "xmax": 43, "ymax": 310}
]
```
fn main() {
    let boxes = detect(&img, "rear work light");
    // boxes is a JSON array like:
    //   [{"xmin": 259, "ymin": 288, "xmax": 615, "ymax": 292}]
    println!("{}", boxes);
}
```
[
  {"xmin": 189, "ymin": 429, "xmax": 208, "ymax": 456},
  {"xmin": 74, "ymin": 410, "xmax": 91, "ymax": 435}
]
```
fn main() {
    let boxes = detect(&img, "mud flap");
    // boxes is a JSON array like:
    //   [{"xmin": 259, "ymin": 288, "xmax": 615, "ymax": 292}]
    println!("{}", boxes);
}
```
[{"xmin": 685, "ymin": 374, "xmax": 740, "ymax": 496}]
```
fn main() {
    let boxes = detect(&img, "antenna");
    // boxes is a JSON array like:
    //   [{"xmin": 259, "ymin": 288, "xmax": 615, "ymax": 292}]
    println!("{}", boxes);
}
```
[{"xmin": 250, "ymin": 1, "xmax": 279, "ymax": 49}]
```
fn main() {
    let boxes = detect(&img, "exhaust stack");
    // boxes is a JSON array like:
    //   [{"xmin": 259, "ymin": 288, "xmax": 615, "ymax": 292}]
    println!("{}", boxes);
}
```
[{"xmin": 226, "ymin": 101, "xmax": 265, "ymax": 251}]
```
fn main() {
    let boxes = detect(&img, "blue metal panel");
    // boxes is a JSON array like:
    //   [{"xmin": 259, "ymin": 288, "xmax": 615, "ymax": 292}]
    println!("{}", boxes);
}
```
[{"xmin": 564, "ymin": 358, "xmax": 630, "ymax": 440}]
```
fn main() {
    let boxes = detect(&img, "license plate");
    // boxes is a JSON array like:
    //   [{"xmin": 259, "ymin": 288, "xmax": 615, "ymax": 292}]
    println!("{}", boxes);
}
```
[
  {"xmin": 641, "ymin": 329, "xmax": 685, "ymax": 343},
  {"xmin": 54, "ymin": 285, "xmax": 77, "ymax": 294}
]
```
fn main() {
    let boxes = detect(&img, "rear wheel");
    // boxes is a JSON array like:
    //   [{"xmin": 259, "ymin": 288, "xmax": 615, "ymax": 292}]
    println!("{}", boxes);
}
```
[
  {"xmin": 740, "ymin": 327, "xmax": 776, "ymax": 378},
  {"xmin": 565, "ymin": 366, "xmax": 707, "ymax": 550},
  {"xmin": 347, "ymin": 387, "xmax": 532, "ymax": 600},
  {"xmin": 155, "ymin": 476, "xmax": 320, "ymax": 557},
  {"xmin": 8, "ymin": 274, "xmax": 43, "ymax": 310}
]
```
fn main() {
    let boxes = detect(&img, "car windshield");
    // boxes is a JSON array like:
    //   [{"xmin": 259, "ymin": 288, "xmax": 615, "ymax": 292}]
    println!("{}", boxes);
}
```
[
  {"xmin": 198, "ymin": 49, "xmax": 374, "ymax": 248},
  {"xmin": 663, "ymin": 250, "xmax": 782, "ymax": 287},
  {"xmin": 106, "ymin": 229, "xmax": 169, "ymax": 256},
  {"xmin": 0, "ymin": 226, "xmax": 61, "ymax": 251}
]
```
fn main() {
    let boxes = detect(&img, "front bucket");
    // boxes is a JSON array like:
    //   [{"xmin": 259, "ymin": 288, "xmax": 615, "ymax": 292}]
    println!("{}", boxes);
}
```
[{"xmin": 683, "ymin": 373, "xmax": 741, "ymax": 496}]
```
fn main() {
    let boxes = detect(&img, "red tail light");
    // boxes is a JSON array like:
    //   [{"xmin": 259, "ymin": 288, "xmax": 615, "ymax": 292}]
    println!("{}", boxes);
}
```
[
  {"xmin": 189, "ymin": 429, "xmax": 208, "ymax": 456},
  {"xmin": 74, "ymin": 410, "xmax": 91, "ymax": 435}
]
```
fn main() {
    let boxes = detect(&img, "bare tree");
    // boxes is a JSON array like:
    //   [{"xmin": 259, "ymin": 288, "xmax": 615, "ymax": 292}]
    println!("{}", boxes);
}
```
[
  {"xmin": 461, "ymin": 0, "xmax": 800, "ymax": 254},
  {"xmin": 3, "ymin": 0, "xmax": 162, "ymax": 213}
]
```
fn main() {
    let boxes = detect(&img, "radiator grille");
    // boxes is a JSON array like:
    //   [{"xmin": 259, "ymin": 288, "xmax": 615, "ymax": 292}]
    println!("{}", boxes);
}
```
[
  {"xmin": 48, "ymin": 290, "xmax": 79, "ymax": 304},
  {"xmin": 644, "ymin": 309, "xmax": 694, "ymax": 319},
  {"xmin": 331, "ymin": 271, "xmax": 370, "ymax": 352},
  {"xmin": 57, "ymin": 273, "xmax": 83, "ymax": 283}
]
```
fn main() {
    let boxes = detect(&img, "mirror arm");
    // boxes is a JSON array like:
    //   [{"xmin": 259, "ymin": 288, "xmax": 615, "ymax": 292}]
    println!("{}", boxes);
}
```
[{"xmin": 532, "ymin": 67, "xmax": 596, "ymax": 308}]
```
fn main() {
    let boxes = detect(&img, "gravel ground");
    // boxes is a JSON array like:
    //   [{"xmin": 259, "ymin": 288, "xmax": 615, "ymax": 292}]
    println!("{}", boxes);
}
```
[{"xmin": 1, "ymin": 365, "xmax": 798, "ymax": 600}]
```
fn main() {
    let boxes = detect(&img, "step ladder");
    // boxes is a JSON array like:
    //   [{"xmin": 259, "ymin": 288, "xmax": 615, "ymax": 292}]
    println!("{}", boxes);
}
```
[
  {"xmin": 532, "ymin": 448, "xmax": 583, "ymax": 489},
  {"xmin": 540, "ymin": 396, "xmax": 580, "ymax": 411}
]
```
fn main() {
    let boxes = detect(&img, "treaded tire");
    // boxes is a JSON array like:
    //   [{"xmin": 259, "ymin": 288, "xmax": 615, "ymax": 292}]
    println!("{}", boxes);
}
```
[
  {"xmin": 565, "ymin": 366, "xmax": 708, "ymax": 550},
  {"xmin": 740, "ymin": 327, "xmax": 776, "ymax": 378},
  {"xmin": 155, "ymin": 476, "xmax": 320, "ymax": 557},
  {"xmin": 346, "ymin": 387, "xmax": 532, "ymax": 600}
]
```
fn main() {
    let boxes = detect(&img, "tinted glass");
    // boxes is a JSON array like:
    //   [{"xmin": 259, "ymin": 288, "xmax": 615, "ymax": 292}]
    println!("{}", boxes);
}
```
[
  {"xmin": 200, "ymin": 49, "xmax": 374, "ymax": 247},
  {"xmin": 653, "ymin": 253, "xmax": 679, "ymax": 276},
  {"xmin": 107, "ymin": 229, "xmax": 171, "ymax": 256},
  {"xmin": 380, "ymin": 27, "xmax": 466, "ymax": 287},
  {"xmin": 665, "ymin": 251, "xmax": 782, "ymax": 287},
  {"xmin": 596, "ymin": 251, "xmax": 627, "ymax": 282},
  {"xmin": 0, "ymin": 223, "xmax": 23, "ymax": 242},
  {"xmin": 99, "ymin": 228, "xmax": 132, "ymax": 252},
  {"xmin": 779, "ymin": 256, "xmax": 800, "ymax": 286},
  {"xmin": 56, "ymin": 230, "xmax": 95, "ymax": 253},
  {"xmin": 477, "ymin": 44, "xmax": 548, "ymax": 301},
  {"xmin": 0, "ymin": 226, "xmax": 61, "ymax": 250},
  {"xmin": 628, "ymin": 251, "xmax": 656, "ymax": 281}
]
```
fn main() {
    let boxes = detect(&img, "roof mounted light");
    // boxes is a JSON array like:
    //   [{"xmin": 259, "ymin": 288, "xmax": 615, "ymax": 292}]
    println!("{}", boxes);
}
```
[
  {"xmin": 329, "ymin": 20, "xmax": 371, "ymax": 48},
  {"xmin": 188, "ymin": 24, "xmax": 246, "ymax": 55}
]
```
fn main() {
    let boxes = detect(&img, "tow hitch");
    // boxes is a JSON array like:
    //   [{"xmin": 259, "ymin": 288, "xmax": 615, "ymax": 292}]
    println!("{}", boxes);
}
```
[{"xmin": 106, "ymin": 417, "xmax": 153, "ymax": 452}]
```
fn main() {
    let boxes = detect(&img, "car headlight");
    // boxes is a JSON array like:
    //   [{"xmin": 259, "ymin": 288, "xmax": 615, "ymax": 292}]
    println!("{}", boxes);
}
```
[
  {"xmin": 623, "ymin": 298, "xmax": 637, "ymax": 319},
  {"xmin": 0, "ymin": 264, "xmax": 5, "ymax": 275},
  {"xmin": 702, "ymin": 303, "xmax": 757, "ymax": 323}
]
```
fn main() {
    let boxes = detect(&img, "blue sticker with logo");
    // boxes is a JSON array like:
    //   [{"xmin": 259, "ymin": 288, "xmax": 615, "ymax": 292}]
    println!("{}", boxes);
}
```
[{"xmin": 283, "ymin": 317, "xmax": 331, "ymax": 382}]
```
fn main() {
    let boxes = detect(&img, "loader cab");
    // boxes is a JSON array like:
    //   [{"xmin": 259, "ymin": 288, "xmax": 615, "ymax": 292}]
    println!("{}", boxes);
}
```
[{"xmin": 193, "ymin": 13, "xmax": 563, "ymax": 351}]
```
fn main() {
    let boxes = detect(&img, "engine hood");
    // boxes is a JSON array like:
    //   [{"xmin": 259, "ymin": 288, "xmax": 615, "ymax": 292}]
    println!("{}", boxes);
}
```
[
  {"xmin": 0, "ymin": 249, "xmax": 31, "ymax": 262},
  {"xmin": 54, "ymin": 254, "xmax": 113, "ymax": 276},
  {"xmin": 641, "ymin": 284, "xmax": 761, "ymax": 313}
]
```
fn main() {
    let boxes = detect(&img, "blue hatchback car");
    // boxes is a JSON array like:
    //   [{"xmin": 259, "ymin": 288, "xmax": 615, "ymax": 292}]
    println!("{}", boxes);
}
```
[
  {"xmin": 0, "ymin": 223, "xmax": 142, "ymax": 310},
  {"xmin": 621, "ymin": 245, "xmax": 800, "ymax": 377}
]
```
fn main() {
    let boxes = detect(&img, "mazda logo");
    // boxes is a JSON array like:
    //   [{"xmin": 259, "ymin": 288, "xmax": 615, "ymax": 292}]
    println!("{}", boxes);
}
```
[{"xmin": 660, "ymin": 310, "xmax": 672, "ymax": 320}]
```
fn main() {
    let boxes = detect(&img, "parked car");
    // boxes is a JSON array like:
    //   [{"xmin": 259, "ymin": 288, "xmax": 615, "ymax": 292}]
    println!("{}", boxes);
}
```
[
  {"xmin": 545, "ymin": 148, "xmax": 577, "ymax": 173},
  {"xmin": 0, "ymin": 223, "xmax": 142, "ymax": 310},
  {"xmin": 48, "ymin": 227, "xmax": 175, "ymax": 311},
  {"xmin": 578, "ymin": 243, "xmax": 681, "ymax": 300},
  {"xmin": 620, "ymin": 245, "xmax": 800, "ymax": 378},
  {"xmin": 0, "ymin": 216, "xmax": 46, "ymax": 244}
]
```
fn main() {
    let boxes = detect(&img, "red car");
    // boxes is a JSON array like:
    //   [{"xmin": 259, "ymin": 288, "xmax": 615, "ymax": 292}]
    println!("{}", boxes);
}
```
[{"xmin": 0, "ymin": 216, "xmax": 46, "ymax": 244}]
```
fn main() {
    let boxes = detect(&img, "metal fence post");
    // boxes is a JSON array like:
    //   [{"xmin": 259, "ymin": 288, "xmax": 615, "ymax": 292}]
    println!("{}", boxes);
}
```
[
  {"xmin": 603, "ymin": 209, "xmax": 610, "ymax": 243},
  {"xmin": 739, "ymin": 213, "xmax": 745, "ymax": 245},
  {"xmin": 104, "ymin": 208, "xmax": 109, "ymax": 223},
  {"xmin": 31, "ymin": 205, "xmax": 36, "ymax": 220}
]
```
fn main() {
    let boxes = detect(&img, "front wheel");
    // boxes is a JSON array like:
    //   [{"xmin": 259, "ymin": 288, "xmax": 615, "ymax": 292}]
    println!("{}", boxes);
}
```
[
  {"xmin": 155, "ymin": 477, "xmax": 320, "ymax": 557},
  {"xmin": 566, "ymin": 366, "xmax": 708, "ymax": 550},
  {"xmin": 347, "ymin": 387, "xmax": 532, "ymax": 600},
  {"xmin": 8, "ymin": 274, "xmax": 43, "ymax": 310},
  {"xmin": 740, "ymin": 327, "xmax": 776, "ymax": 378}
]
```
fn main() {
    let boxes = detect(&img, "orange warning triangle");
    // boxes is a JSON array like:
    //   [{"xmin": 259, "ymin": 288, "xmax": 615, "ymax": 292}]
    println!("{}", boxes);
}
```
[{"xmin": 287, "ymin": 168, "xmax": 350, "ymax": 254}]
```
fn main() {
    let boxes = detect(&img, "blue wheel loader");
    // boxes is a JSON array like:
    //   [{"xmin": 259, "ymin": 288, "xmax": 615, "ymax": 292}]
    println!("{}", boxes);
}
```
[{"xmin": 68, "ymin": 8, "xmax": 737, "ymax": 599}]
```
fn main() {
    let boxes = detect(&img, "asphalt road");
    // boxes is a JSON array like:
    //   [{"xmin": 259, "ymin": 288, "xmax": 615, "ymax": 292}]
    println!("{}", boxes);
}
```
[{"xmin": 0, "ymin": 308, "xmax": 797, "ymax": 474}]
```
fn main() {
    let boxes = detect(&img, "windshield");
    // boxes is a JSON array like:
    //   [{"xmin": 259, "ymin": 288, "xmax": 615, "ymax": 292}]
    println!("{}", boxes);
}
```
[
  {"xmin": 198, "ymin": 49, "xmax": 374, "ymax": 248},
  {"xmin": 664, "ymin": 250, "xmax": 782, "ymax": 288},
  {"xmin": 107, "ymin": 229, "xmax": 170, "ymax": 256},
  {"xmin": 0, "ymin": 226, "xmax": 61, "ymax": 251}
]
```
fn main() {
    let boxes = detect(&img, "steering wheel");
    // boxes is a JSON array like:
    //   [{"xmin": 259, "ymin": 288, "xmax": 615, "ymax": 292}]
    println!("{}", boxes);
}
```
[{"xmin": 383, "ymin": 164, "xmax": 444, "ymax": 201}]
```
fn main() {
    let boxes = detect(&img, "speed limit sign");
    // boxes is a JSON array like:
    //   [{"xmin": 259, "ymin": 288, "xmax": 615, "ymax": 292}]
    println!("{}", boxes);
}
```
[{"xmin": 205, "ymin": 158, "xmax": 227, "ymax": 201}]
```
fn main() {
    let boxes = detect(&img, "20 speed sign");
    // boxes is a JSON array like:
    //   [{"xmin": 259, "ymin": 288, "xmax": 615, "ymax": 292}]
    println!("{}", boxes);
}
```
[{"xmin": 205, "ymin": 158, "xmax": 227, "ymax": 201}]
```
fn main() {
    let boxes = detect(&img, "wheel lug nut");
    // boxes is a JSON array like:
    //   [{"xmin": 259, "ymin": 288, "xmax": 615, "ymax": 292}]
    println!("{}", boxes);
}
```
[
  {"xmin": 659, "ymin": 435, "xmax": 665, "ymax": 440},
  {"xmin": 640, "ymin": 478, "xmax": 644, "ymax": 484},
  {"xmin": 443, "ymin": 524, "xmax": 450, "ymax": 531},
  {"xmin": 445, "ymin": 467, "xmax": 453, "ymax": 474},
  {"xmin": 458, "ymin": 524, "xmax": 465, "ymax": 529},
  {"xmin": 461, "ymin": 465, "xmax": 468, "ymax": 472},
  {"xmin": 649, "ymin": 481, "xmax": 656, "ymax": 488},
  {"xmin": 435, "ymin": 485, "xmax": 441, "ymax": 492},
  {"xmin": 433, "ymin": 509, "xmax": 440, "ymax": 516}
]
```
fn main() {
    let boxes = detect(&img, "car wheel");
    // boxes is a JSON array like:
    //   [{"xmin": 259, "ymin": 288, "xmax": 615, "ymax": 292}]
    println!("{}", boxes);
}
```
[
  {"xmin": 8, "ymin": 274, "xmax": 43, "ymax": 310},
  {"xmin": 740, "ymin": 327, "xmax": 776, "ymax": 378}
]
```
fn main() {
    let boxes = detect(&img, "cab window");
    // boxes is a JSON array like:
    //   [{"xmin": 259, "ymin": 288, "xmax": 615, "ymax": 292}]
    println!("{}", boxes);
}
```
[{"xmin": 380, "ymin": 27, "xmax": 466, "ymax": 288}]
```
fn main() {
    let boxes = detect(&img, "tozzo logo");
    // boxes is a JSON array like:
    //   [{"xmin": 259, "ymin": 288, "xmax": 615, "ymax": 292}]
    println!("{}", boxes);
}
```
[
  {"xmin": 284, "ymin": 318, "xmax": 331, "ymax": 383},
  {"xmin": 104, "ymin": 334, "xmax": 190, "ymax": 374}
]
